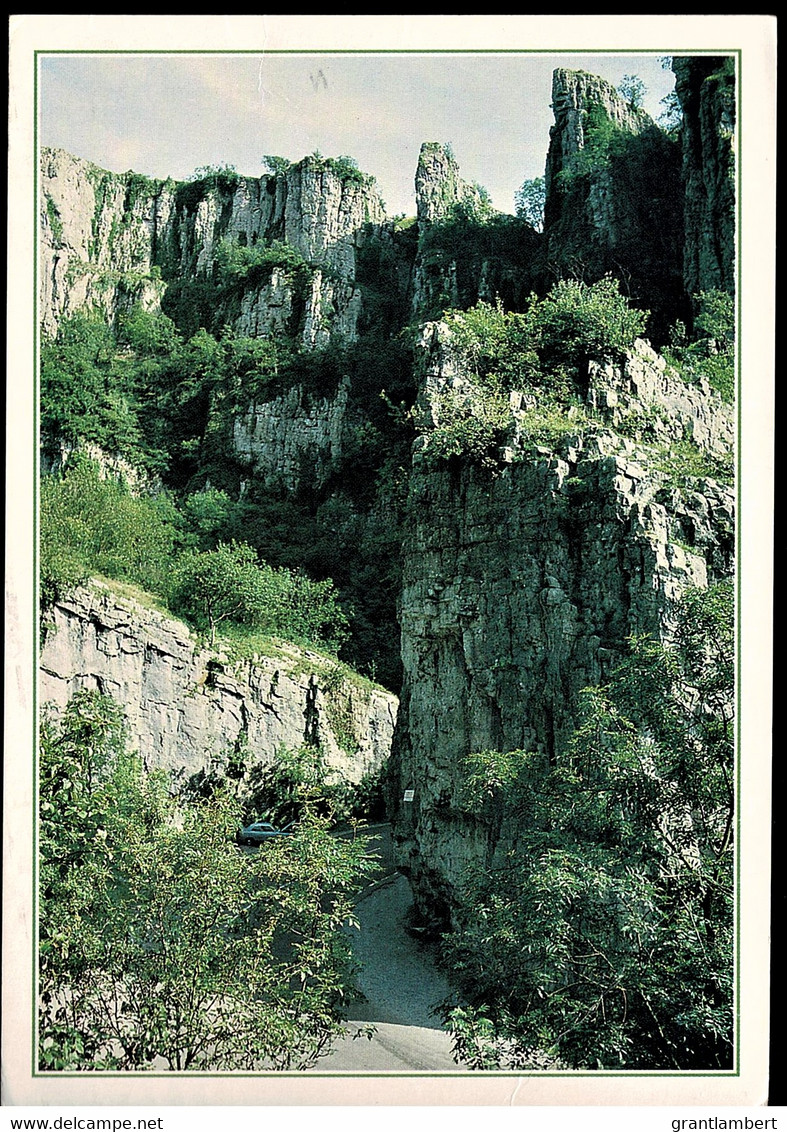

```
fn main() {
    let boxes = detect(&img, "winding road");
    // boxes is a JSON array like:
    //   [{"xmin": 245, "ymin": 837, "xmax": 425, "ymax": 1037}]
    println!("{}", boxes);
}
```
[{"xmin": 310, "ymin": 824, "xmax": 462, "ymax": 1073}]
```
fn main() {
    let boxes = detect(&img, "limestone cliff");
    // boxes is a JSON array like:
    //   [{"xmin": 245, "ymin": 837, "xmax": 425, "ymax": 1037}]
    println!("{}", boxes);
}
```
[
  {"xmin": 40, "ymin": 149, "xmax": 386, "ymax": 346},
  {"xmin": 38, "ymin": 64, "xmax": 737, "ymax": 909},
  {"xmin": 389, "ymin": 327, "xmax": 734, "ymax": 923},
  {"xmin": 40, "ymin": 581, "xmax": 398, "ymax": 787},
  {"xmin": 40, "ymin": 148, "xmax": 171, "ymax": 338},
  {"xmin": 543, "ymin": 69, "xmax": 685, "ymax": 340},
  {"xmin": 672, "ymin": 56, "xmax": 736, "ymax": 298},
  {"xmin": 232, "ymin": 378, "xmax": 352, "ymax": 492},
  {"xmin": 411, "ymin": 142, "xmax": 541, "ymax": 320}
]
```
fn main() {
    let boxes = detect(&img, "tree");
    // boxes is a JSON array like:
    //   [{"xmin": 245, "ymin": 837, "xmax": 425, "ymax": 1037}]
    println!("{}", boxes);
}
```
[
  {"xmin": 442, "ymin": 580, "xmax": 734, "ymax": 1070},
  {"xmin": 170, "ymin": 541, "xmax": 273, "ymax": 644},
  {"xmin": 39, "ymin": 690, "xmax": 376, "ymax": 1071},
  {"xmin": 514, "ymin": 176, "xmax": 546, "ymax": 232},
  {"xmin": 658, "ymin": 90, "xmax": 683, "ymax": 135},
  {"xmin": 39, "ymin": 456, "xmax": 181, "ymax": 617},
  {"xmin": 618, "ymin": 73, "xmax": 647, "ymax": 110},
  {"xmin": 263, "ymin": 155, "xmax": 291, "ymax": 176}
]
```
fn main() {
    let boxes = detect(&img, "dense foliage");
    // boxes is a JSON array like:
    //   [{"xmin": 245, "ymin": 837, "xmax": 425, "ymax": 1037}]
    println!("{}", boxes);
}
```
[
  {"xmin": 442, "ymin": 581, "xmax": 734, "ymax": 1070},
  {"xmin": 39, "ymin": 690, "xmax": 376, "ymax": 1071},
  {"xmin": 40, "ymin": 457, "xmax": 349, "ymax": 657},
  {"xmin": 171, "ymin": 540, "xmax": 349, "ymax": 651},
  {"xmin": 664, "ymin": 290, "xmax": 736, "ymax": 403},
  {"xmin": 420, "ymin": 277, "xmax": 648, "ymax": 467},
  {"xmin": 40, "ymin": 301, "xmax": 412, "ymax": 686},
  {"xmin": 514, "ymin": 176, "xmax": 545, "ymax": 232}
]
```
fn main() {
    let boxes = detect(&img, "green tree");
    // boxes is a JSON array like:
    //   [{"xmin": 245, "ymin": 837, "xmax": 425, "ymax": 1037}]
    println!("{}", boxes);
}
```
[
  {"xmin": 694, "ymin": 289, "xmax": 735, "ymax": 352},
  {"xmin": 658, "ymin": 90, "xmax": 683, "ymax": 135},
  {"xmin": 263, "ymin": 155, "xmax": 291, "ymax": 176},
  {"xmin": 39, "ymin": 456, "xmax": 180, "ymax": 616},
  {"xmin": 617, "ymin": 73, "xmax": 647, "ymax": 110},
  {"xmin": 40, "ymin": 313, "xmax": 141, "ymax": 457},
  {"xmin": 170, "ymin": 540, "xmax": 349, "ymax": 650},
  {"xmin": 514, "ymin": 176, "xmax": 546, "ymax": 232},
  {"xmin": 662, "ymin": 290, "xmax": 735, "ymax": 402},
  {"xmin": 39, "ymin": 690, "xmax": 376, "ymax": 1071},
  {"xmin": 171, "ymin": 541, "xmax": 273, "ymax": 644},
  {"xmin": 442, "ymin": 581, "xmax": 734, "ymax": 1071}
]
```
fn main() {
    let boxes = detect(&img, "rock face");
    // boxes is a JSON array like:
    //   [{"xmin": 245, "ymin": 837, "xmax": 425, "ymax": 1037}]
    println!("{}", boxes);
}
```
[
  {"xmin": 389, "ymin": 329, "xmax": 734, "ymax": 923},
  {"xmin": 40, "ymin": 150, "xmax": 386, "ymax": 346},
  {"xmin": 39, "ymin": 582, "xmax": 398, "ymax": 787},
  {"xmin": 543, "ymin": 69, "xmax": 685, "ymax": 339},
  {"xmin": 232, "ymin": 378, "xmax": 351, "ymax": 491},
  {"xmin": 411, "ymin": 142, "xmax": 541, "ymax": 320},
  {"xmin": 38, "ymin": 64, "xmax": 737, "ymax": 925},
  {"xmin": 415, "ymin": 142, "xmax": 486, "ymax": 226},
  {"xmin": 40, "ymin": 148, "xmax": 171, "ymax": 338},
  {"xmin": 672, "ymin": 56, "xmax": 736, "ymax": 298},
  {"xmin": 547, "ymin": 68, "xmax": 654, "ymax": 167}
]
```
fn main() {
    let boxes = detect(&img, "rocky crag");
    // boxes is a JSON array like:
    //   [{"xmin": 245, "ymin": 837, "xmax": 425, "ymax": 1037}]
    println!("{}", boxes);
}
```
[
  {"xmin": 40, "ymin": 150, "xmax": 386, "ymax": 345},
  {"xmin": 388, "ymin": 328, "xmax": 734, "ymax": 921},
  {"xmin": 40, "ymin": 581, "xmax": 397, "ymax": 788},
  {"xmin": 672, "ymin": 56, "xmax": 736, "ymax": 298}
]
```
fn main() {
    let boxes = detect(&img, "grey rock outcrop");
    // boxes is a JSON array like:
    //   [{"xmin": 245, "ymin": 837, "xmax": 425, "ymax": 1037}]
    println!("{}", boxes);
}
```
[
  {"xmin": 232, "ymin": 378, "xmax": 351, "ymax": 491},
  {"xmin": 390, "ymin": 326, "xmax": 734, "ymax": 922},
  {"xmin": 40, "ymin": 148, "xmax": 172, "ymax": 338},
  {"xmin": 415, "ymin": 142, "xmax": 486, "ymax": 226},
  {"xmin": 39, "ymin": 149, "xmax": 386, "ymax": 346},
  {"xmin": 672, "ymin": 56, "xmax": 736, "ymax": 298},
  {"xmin": 547, "ymin": 68, "xmax": 653, "ymax": 173},
  {"xmin": 543, "ymin": 69, "xmax": 684, "ymax": 339},
  {"xmin": 410, "ymin": 142, "xmax": 541, "ymax": 320},
  {"xmin": 39, "ymin": 581, "xmax": 397, "ymax": 787}
]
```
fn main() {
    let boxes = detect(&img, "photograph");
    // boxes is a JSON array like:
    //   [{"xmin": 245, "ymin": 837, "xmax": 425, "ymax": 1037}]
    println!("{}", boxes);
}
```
[{"xmin": 4, "ymin": 14, "xmax": 775, "ymax": 1112}]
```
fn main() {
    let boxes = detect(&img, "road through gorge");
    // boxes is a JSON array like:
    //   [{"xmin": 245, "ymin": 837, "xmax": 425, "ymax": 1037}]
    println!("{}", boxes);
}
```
[{"xmin": 311, "ymin": 824, "xmax": 462, "ymax": 1073}]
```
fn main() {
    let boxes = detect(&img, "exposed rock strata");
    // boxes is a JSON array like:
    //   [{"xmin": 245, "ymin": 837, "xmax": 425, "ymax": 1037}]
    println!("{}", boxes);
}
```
[
  {"xmin": 232, "ymin": 378, "xmax": 351, "ymax": 491},
  {"xmin": 390, "ymin": 330, "xmax": 734, "ymax": 922},
  {"xmin": 543, "ymin": 69, "xmax": 685, "ymax": 338},
  {"xmin": 39, "ymin": 582, "xmax": 398, "ymax": 786},
  {"xmin": 40, "ymin": 149, "xmax": 385, "ymax": 345},
  {"xmin": 672, "ymin": 56, "xmax": 736, "ymax": 298}
]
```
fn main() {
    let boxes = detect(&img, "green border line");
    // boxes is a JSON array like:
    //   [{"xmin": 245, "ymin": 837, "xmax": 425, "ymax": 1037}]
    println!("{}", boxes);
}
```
[{"xmin": 32, "ymin": 45, "xmax": 744, "ymax": 1082}]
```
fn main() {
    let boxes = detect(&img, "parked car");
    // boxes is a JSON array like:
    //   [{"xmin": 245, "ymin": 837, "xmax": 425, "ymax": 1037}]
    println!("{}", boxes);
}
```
[{"xmin": 236, "ymin": 820, "xmax": 295, "ymax": 846}]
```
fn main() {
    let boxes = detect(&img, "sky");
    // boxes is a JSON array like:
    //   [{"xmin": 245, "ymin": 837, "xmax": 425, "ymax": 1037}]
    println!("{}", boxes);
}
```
[{"xmin": 38, "ymin": 52, "xmax": 676, "ymax": 218}]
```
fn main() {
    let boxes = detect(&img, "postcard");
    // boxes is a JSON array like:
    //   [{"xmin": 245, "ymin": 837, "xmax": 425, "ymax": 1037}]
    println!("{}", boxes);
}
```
[{"xmin": 5, "ymin": 14, "xmax": 776, "ymax": 1112}]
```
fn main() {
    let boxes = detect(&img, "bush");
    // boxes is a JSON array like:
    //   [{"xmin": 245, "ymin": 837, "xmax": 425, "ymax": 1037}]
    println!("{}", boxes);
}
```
[
  {"xmin": 662, "ymin": 290, "xmax": 735, "ymax": 403},
  {"xmin": 421, "ymin": 277, "xmax": 648, "ymax": 467},
  {"xmin": 39, "ymin": 457, "xmax": 180, "ymax": 613},
  {"xmin": 421, "ymin": 384, "xmax": 513, "ymax": 470},
  {"xmin": 171, "ymin": 541, "xmax": 349, "ymax": 652},
  {"xmin": 442, "ymin": 277, "xmax": 648, "ymax": 393},
  {"xmin": 524, "ymin": 275, "xmax": 648, "ymax": 372}
]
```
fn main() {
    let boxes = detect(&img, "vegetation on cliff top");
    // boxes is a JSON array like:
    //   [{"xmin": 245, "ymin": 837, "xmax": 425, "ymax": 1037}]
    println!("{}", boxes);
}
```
[{"xmin": 40, "ymin": 456, "xmax": 350, "ymax": 657}]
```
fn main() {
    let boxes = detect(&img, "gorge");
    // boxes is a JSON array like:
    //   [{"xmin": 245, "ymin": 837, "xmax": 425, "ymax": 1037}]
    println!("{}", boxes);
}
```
[{"xmin": 38, "ymin": 56, "xmax": 736, "ymax": 1071}]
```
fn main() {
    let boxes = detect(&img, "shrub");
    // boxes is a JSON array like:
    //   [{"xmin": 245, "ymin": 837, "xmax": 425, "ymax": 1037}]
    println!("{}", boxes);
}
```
[
  {"xmin": 422, "ymin": 384, "xmax": 513, "ymax": 470},
  {"xmin": 171, "ymin": 541, "xmax": 350, "ymax": 652},
  {"xmin": 39, "ymin": 457, "xmax": 180, "ymax": 612}
]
